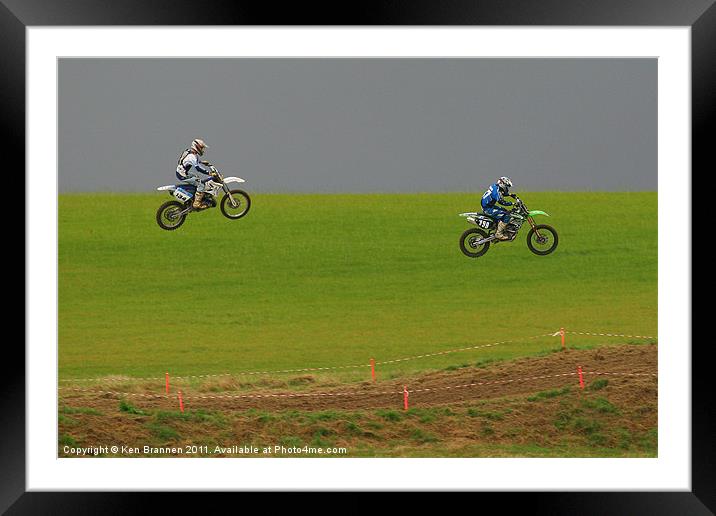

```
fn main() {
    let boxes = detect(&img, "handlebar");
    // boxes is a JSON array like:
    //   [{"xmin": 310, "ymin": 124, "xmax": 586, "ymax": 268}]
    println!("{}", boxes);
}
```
[
  {"xmin": 202, "ymin": 162, "xmax": 225, "ymax": 182},
  {"xmin": 509, "ymin": 194, "xmax": 526, "ymax": 213}
]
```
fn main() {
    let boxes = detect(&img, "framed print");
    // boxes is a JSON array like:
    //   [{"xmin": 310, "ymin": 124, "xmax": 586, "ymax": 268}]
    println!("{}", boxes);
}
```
[{"xmin": 5, "ymin": 0, "xmax": 713, "ymax": 510}]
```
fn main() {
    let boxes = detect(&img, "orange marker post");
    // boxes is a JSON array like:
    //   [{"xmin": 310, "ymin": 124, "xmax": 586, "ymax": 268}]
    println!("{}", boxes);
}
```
[
  {"xmin": 403, "ymin": 385, "xmax": 409, "ymax": 411},
  {"xmin": 165, "ymin": 372, "xmax": 170, "ymax": 394},
  {"xmin": 560, "ymin": 328, "xmax": 565, "ymax": 350},
  {"xmin": 577, "ymin": 366, "xmax": 584, "ymax": 390},
  {"xmin": 178, "ymin": 390, "xmax": 185, "ymax": 413},
  {"xmin": 370, "ymin": 358, "xmax": 376, "ymax": 382}
]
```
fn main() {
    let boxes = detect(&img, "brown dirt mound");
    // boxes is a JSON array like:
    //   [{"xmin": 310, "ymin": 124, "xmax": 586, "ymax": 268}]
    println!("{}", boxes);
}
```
[{"xmin": 59, "ymin": 344, "xmax": 657, "ymax": 413}]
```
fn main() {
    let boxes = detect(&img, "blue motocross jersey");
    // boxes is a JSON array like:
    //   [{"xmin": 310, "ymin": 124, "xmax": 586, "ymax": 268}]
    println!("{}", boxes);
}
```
[{"xmin": 481, "ymin": 183, "xmax": 512, "ymax": 210}]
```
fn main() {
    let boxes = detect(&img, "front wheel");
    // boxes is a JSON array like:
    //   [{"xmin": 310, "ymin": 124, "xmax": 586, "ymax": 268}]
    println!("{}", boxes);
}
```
[
  {"xmin": 156, "ymin": 201, "xmax": 187, "ymax": 230},
  {"xmin": 459, "ymin": 228, "xmax": 491, "ymax": 258},
  {"xmin": 220, "ymin": 189, "xmax": 251, "ymax": 219},
  {"xmin": 526, "ymin": 224, "xmax": 558, "ymax": 255}
]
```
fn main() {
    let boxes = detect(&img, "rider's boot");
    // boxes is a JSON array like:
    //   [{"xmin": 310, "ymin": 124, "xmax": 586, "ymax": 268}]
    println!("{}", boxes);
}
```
[
  {"xmin": 192, "ymin": 192, "xmax": 206, "ymax": 209},
  {"xmin": 495, "ymin": 221, "xmax": 510, "ymax": 240}
]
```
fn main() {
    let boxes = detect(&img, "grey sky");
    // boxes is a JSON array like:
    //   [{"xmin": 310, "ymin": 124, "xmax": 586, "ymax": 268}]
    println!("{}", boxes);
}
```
[{"xmin": 58, "ymin": 58, "xmax": 656, "ymax": 193}]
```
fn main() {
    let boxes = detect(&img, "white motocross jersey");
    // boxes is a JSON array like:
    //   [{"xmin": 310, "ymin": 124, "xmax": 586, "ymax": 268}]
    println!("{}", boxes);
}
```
[{"xmin": 176, "ymin": 150, "xmax": 209, "ymax": 178}]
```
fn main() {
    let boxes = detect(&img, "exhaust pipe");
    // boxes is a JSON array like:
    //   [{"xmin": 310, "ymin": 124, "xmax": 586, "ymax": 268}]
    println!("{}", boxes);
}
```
[{"xmin": 475, "ymin": 235, "xmax": 496, "ymax": 245}]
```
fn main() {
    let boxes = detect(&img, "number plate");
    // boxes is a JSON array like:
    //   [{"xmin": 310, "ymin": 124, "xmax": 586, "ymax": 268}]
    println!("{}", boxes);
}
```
[
  {"xmin": 173, "ymin": 188, "xmax": 192, "ymax": 202},
  {"xmin": 478, "ymin": 219, "xmax": 491, "ymax": 229}
]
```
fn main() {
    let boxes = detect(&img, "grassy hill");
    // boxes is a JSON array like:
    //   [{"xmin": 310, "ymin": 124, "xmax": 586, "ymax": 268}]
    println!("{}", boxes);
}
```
[{"xmin": 58, "ymin": 192, "xmax": 657, "ymax": 380}]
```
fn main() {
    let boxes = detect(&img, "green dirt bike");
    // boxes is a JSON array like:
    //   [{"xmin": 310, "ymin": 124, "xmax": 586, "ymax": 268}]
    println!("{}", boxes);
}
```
[{"xmin": 458, "ymin": 194, "xmax": 558, "ymax": 258}]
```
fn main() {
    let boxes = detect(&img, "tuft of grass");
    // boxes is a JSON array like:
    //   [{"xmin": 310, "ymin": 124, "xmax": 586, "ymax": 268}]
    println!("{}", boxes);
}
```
[
  {"xmin": 309, "ymin": 410, "xmax": 340, "ymax": 422},
  {"xmin": 405, "ymin": 409, "xmax": 436, "ymax": 423},
  {"xmin": 587, "ymin": 433, "xmax": 608, "ymax": 446},
  {"xmin": 154, "ymin": 409, "xmax": 227, "ymax": 426},
  {"xmin": 616, "ymin": 428, "xmax": 632, "ymax": 450},
  {"xmin": 58, "ymin": 414, "xmax": 78, "ymax": 426},
  {"xmin": 255, "ymin": 412, "xmax": 277, "ymax": 424},
  {"xmin": 554, "ymin": 410, "xmax": 574, "ymax": 431},
  {"xmin": 527, "ymin": 386, "xmax": 572, "ymax": 402},
  {"xmin": 582, "ymin": 397, "xmax": 618, "ymax": 414},
  {"xmin": 376, "ymin": 410, "xmax": 404, "ymax": 422},
  {"xmin": 589, "ymin": 379, "xmax": 609, "ymax": 391},
  {"xmin": 345, "ymin": 421, "xmax": 364, "ymax": 436},
  {"xmin": 467, "ymin": 408, "xmax": 504, "ymax": 421},
  {"xmin": 410, "ymin": 428, "xmax": 438, "ymax": 443},
  {"xmin": 573, "ymin": 417, "xmax": 602, "ymax": 435},
  {"xmin": 311, "ymin": 427, "xmax": 335, "ymax": 446},
  {"xmin": 475, "ymin": 358, "xmax": 502, "ymax": 369},
  {"xmin": 119, "ymin": 400, "xmax": 146, "ymax": 415},
  {"xmin": 637, "ymin": 428, "xmax": 658, "ymax": 454},
  {"xmin": 59, "ymin": 434, "xmax": 77, "ymax": 447},
  {"xmin": 146, "ymin": 422, "xmax": 180, "ymax": 441},
  {"xmin": 280, "ymin": 436, "xmax": 302, "ymax": 447}
]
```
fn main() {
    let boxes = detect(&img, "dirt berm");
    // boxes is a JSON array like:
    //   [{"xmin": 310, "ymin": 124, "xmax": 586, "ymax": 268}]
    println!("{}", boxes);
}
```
[{"xmin": 59, "ymin": 344, "xmax": 657, "ymax": 413}]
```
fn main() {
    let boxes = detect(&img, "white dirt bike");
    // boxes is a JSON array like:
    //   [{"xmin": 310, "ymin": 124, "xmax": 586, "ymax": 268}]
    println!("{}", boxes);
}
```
[{"xmin": 155, "ymin": 164, "xmax": 251, "ymax": 231}]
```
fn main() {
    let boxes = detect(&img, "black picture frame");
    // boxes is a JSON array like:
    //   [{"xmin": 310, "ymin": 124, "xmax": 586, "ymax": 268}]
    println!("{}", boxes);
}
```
[{"xmin": 5, "ymin": 0, "xmax": 711, "ymax": 511}]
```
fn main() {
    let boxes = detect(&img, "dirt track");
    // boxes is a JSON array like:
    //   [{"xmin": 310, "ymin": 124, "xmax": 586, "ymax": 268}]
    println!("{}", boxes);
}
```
[{"xmin": 59, "ymin": 344, "xmax": 657, "ymax": 412}]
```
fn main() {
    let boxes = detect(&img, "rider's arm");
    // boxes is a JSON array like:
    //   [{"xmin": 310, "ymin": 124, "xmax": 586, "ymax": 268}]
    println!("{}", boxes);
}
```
[
  {"xmin": 184, "ymin": 154, "xmax": 212, "ymax": 176},
  {"xmin": 195, "ymin": 161, "xmax": 211, "ymax": 175},
  {"xmin": 496, "ymin": 189, "xmax": 513, "ymax": 207}
]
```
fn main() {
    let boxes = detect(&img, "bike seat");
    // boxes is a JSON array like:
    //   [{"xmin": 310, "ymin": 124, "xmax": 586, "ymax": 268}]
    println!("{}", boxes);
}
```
[{"xmin": 176, "ymin": 183, "xmax": 197, "ymax": 191}]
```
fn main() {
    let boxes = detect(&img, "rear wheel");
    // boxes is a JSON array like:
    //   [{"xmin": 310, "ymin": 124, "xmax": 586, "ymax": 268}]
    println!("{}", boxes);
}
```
[
  {"xmin": 526, "ymin": 224, "xmax": 558, "ymax": 255},
  {"xmin": 220, "ymin": 189, "xmax": 251, "ymax": 219},
  {"xmin": 459, "ymin": 228, "xmax": 490, "ymax": 258},
  {"xmin": 156, "ymin": 201, "xmax": 187, "ymax": 230}
]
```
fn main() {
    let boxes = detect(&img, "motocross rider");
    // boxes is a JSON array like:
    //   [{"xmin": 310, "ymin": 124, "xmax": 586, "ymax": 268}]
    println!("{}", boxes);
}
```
[
  {"xmin": 176, "ymin": 138, "xmax": 217, "ymax": 209},
  {"xmin": 481, "ymin": 176, "xmax": 516, "ymax": 241}
]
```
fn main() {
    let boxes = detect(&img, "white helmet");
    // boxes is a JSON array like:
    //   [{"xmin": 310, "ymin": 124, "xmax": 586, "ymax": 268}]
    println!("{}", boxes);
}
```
[
  {"xmin": 497, "ymin": 176, "xmax": 513, "ymax": 193},
  {"xmin": 191, "ymin": 138, "xmax": 209, "ymax": 156}
]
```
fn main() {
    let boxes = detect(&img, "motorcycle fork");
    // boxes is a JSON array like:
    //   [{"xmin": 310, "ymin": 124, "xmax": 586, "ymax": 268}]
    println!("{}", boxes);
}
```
[
  {"xmin": 223, "ymin": 184, "xmax": 239, "ymax": 208},
  {"xmin": 527, "ymin": 216, "xmax": 542, "ymax": 235},
  {"xmin": 527, "ymin": 216, "xmax": 549, "ymax": 244}
]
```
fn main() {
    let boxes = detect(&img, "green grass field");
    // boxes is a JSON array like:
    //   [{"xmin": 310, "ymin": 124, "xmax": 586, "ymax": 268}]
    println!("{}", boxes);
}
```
[{"xmin": 59, "ymin": 192, "xmax": 656, "ymax": 380}]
